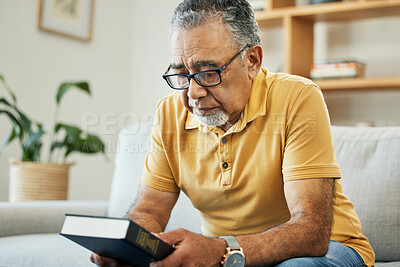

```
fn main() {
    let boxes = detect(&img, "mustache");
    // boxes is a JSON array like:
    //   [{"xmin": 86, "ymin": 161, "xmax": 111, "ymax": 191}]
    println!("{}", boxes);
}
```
[{"xmin": 189, "ymin": 98, "xmax": 200, "ymax": 107}]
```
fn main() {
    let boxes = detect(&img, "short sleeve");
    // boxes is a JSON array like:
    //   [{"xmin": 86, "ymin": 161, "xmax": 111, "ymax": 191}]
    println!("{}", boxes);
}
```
[
  {"xmin": 141, "ymin": 101, "xmax": 180, "ymax": 192},
  {"xmin": 282, "ymin": 85, "xmax": 342, "ymax": 182}
]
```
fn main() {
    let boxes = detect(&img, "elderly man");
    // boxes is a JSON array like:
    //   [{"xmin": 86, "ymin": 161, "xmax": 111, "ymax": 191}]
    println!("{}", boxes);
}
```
[{"xmin": 92, "ymin": 0, "xmax": 374, "ymax": 266}]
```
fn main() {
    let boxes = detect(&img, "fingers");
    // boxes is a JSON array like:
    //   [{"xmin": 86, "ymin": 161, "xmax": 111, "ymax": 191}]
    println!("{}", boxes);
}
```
[
  {"xmin": 90, "ymin": 253, "xmax": 118, "ymax": 267},
  {"xmin": 156, "ymin": 228, "xmax": 187, "ymax": 246},
  {"xmin": 150, "ymin": 229, "xmax": 188, "ymax": 267},
  {"xmin": 89, "ymin": 230, "xmax": 189, "ymax": 267},
  {"xmin": 152, "ymin": 229, "xmax": 204, "ymax": 267},
  {"xmin": 154, "ymin": 230, "xmax": 226, "ymax": 267},
  {"xmin": 149, "ymin": 262, "xmax": 162, "ymax": 267},
  {"xmin": 89, "ymin": 253, "xmax": 135, "ymax": 267}
]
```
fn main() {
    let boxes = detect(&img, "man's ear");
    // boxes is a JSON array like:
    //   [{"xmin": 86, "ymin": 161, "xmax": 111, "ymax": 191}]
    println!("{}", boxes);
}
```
[{"xmin": 247, "ymin": 45, "xmax": 263, "ymax": 80}]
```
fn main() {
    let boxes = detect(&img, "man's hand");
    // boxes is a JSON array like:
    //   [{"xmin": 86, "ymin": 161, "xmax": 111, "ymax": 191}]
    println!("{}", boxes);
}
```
[
  {"xmin": 90, "ymin": 253, "xmax": 133, "ymax": 267},
  {"xmin": 151, "ymin": 228, "xmax": 226, "ymax": 267},
  {"xmin": 89, "ymin": 184, "xmax": 180, "ymax": 267}
]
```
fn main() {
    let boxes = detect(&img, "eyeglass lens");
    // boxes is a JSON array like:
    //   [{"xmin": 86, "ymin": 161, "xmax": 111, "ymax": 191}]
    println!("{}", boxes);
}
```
[{"xmin": 167, "ymin": 70, "xmax": 221, "ymax": 89}]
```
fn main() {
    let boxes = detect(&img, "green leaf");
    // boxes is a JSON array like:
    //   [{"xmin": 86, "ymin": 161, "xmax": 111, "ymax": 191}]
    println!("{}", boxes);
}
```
[
  {"xmin": 0, "ymin": 98, "xmax": 15, "ymax": 116},
  {"xmin": 0, "ymin": 127, "xmax": 17, "ymax": 152},
  {"xmin": 0, "ymin": 74, "xmax": 17, "ymax": 103},
  {"xmin": 23, "ymin": 127, "xmax": 45, "ymax": 151},
  {"xmin": 22, "ymin": 141, "xmax": 42, "ymax": 162},
  {"xmin": 22, "ymin": 150, "xmax": 30, "ymax": 161},
  {"xmin": 31, "ymin": 143, "xmax": 42, "ymax": 161},
  {"xmin": 54, "ymin": 123, "xmax": 82, "ymax": 143},
  {"xmin": 56, "ymin": 81, "xmax": 91, "ymax": 105},
  {"xmin": 64, "ymin": 143, "xmax": 76, "ymax": 158},
  {"xmin": 16, "ymin": 109, "xmax": 33, "ymax": 134},
  {"xmin": 52, "ymin": 123, "xmax": 83, "ymax": 159},
  {"xmin": 50, "ymin": 141, "xmax": 65, "ymax": 153},
  {"xmin": 0, "ymin": 97, "xmax": 12, "ymax": 106},
  {"xmin": 1, "ymin": 97, "xmax": 33, "ymax": 134},
  {"xmin": 1, "ymin": 108, "xmax": 43, "ymax": 161},
  {"xmin": 0, "ymin": 109, "xmax": 23, "ymax": 140},
  {"xmin": 76, "ymin": 134, "xmax": 105, "ymax": 154},
  {"xmin": 52, "ymin": 123, "xmax": 105, "ymax": 161}
]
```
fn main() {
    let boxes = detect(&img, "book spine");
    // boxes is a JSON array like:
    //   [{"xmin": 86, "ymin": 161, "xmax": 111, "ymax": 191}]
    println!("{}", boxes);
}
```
[
  {"xmin": 310, "ymin": 70, "xmax": 364, "ymax": 79},
  {"xmin": 313, "ymin": 59, "xmax": 365, "ymax": 66},
  {"xmin": 310, "ymin": 60, "xmax": 366, "ymax": 79},
  {"xmin": 312, "ymin": 62, "xmax": 365, "ymax": 70},
  {"xmin": 126, "ymin": 223, "xmax": 174, "ymax": 260}
]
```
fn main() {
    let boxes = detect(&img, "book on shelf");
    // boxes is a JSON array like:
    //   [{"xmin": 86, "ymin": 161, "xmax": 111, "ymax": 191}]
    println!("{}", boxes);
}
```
[
  {"xmin": 310, "ymin": 0, "xmax": 343, "ymax": 4},
  {"xmin": 60, "ymin": 214, "xmax": 174, "ymax": 267},
  {"xmin": 310, "ymin": 59, "xmax": 366, "ymax": 79}
]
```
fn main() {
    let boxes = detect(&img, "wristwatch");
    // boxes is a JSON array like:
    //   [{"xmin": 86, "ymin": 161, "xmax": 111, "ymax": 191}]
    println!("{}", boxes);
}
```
[{"xmin": 220, "ymin": 236, "xmax": 245, "ymax": 267}]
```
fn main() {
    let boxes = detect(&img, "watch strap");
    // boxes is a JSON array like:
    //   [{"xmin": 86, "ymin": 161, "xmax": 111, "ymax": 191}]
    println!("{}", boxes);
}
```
[{"xmin": 220, "ymin": 236, "xmax": 240, "ymax": 250}]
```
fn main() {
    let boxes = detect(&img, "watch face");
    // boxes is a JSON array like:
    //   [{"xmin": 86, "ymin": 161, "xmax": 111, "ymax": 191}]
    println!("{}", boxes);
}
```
[{"xmin": 224, "ymin": 252, "xmax": 245, "ymax": 267}]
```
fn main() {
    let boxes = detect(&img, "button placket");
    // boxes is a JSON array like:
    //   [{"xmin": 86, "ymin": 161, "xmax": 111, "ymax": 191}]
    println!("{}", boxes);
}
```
[{"xmin": 219, "ymin": 134, "xmax": 232, "ymax": 186}]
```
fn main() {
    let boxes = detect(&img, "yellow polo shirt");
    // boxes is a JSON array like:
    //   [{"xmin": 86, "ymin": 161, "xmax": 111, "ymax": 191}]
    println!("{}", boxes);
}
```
[{"xmin": 142, "ymin": 68, "xmax": 375, "ymax": 266}]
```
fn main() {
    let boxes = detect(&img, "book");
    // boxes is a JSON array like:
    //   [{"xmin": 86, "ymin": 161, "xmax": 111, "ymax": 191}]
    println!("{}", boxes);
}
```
[
  {"xmin": 310, "ymin": 0, "xmax": 342, "ymax": 4},
  {"xmin": 310, "ymin": 59, "xmax": 366, "ymax": 79},
  {"xmin": 60, "ymin": 214, "xmax": 174, "ymax": 267},
  {"xmin": 312, "ymin": 58, "xmax": 366, "ymax": 68}
]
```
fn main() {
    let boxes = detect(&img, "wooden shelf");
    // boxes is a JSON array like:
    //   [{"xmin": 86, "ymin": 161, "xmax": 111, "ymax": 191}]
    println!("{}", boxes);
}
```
[
  {"xmin": 255, "ymin": 0, "xmax": 400, "ymax": 89},
  {"xmin": 255, "ymin": 10, "xmax": 285, "ymax": 27},
  {"xmin": 255, "ymin": 0, "xmax": 400, "ymax": 26},
  {"xmin": 315, "ymin": 77, "xmax": 400, "ymax": 90},
  {"xmin": 291, "ymin": 0, "xmax": 400, "ymax": 22}
]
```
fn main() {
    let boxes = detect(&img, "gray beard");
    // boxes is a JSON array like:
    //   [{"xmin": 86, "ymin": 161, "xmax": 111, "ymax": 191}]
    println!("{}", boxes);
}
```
[{"xmin": 193, "ymin": 110, "xmax": 229, "ymax": 127}]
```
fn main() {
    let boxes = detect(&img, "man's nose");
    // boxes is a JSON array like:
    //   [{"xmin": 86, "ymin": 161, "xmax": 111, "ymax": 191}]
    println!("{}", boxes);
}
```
[{"xmin": 186, "ymin": 78, "xmax": 208, "ymax": 100}]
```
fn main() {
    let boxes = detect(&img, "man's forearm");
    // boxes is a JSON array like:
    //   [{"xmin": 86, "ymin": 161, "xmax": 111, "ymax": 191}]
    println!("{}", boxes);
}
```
[
  {"xmin": 236, "ymin": 178, "xmax": 335, "ymax": 266},
  {"xmin": 124, "ymin": 184, "xmax": 179, "ymax": 233},
  {"xmin": 125, "ymin": 210, "xmax": 165, "ymax": 233},
  {"xmin": 236, "ymin": 216, "xmax": 331, "ymax": 266}
]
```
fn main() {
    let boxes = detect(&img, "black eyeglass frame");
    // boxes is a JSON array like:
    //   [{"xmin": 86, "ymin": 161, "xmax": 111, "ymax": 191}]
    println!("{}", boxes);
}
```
[{"xmin": 162, "ymin": 45, "xmax": 250, "ymax": 90}]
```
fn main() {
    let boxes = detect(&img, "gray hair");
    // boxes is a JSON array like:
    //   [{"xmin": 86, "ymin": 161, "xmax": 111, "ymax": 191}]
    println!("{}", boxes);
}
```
[{"xmin": 170, "ymin": 0, "xmax": 261, "ymax": 50}]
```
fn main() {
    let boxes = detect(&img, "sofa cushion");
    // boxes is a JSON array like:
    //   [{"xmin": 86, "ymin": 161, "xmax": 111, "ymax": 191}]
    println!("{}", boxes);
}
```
[
  {"xmin": 0, "ymin": 201, "xmax": 108, "ymax": 238},
  {"xmin": 375, "ymin": 263, "xmax": 400, "ymax": 267},
  {"xmin": 108, "ymin": 125, "xmax": 201, "ymax": 233},
  {"xmin": 107, "ymin": 126, "xmax": 151, "ymax": 218},
  {"xmin": 331, "ymin": 126, "xmax": 400, "ymax": 262},
  {"xmin": 0, "ymin": 233, "xmax": 91, "ymax": 267}
]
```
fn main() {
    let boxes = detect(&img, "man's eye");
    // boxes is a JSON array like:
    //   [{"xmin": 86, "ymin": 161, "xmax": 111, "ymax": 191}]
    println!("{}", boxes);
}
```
[
  {"xmin": 172, "ymin": 71, "xmax": 187, "ymax": 75},
  {"xmin": 170, "ymin": 67, "xmax": 188, "ymax": 75}
]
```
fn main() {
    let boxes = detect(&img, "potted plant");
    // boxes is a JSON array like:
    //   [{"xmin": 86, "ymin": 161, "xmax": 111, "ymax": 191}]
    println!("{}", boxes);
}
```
[{"xmin": 0, "ymin": 73, "xmax": 106, "ymax": 202}]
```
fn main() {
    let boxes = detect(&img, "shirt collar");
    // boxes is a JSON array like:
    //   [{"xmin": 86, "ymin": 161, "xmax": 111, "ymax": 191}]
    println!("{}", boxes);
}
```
[{"xmin": 185, "ymin": 67, "xmax": 268, "ymax": 133}]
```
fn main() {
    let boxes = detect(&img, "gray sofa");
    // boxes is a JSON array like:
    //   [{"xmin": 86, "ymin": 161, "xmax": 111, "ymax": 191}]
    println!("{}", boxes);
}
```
[{"xmin": 0, "ymin": 125, "xmax": 399, "ymax": 266}]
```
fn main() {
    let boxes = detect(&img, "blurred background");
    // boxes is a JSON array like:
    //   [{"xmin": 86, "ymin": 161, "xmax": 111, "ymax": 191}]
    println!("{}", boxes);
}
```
[{"xmin": 0, "ymin": 0, "xmax": 399, "ymax": 202}]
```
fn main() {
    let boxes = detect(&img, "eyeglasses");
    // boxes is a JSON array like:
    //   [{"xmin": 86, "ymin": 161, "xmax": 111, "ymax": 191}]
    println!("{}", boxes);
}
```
[{"xmin": 162, "ymin": 45, "xmax": 250, "ymax": 90}]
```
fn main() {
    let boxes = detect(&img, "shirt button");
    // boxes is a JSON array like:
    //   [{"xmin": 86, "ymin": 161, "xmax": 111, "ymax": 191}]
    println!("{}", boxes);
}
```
[
  {"xmin": 221, "ymin": 137, "xmax": 228, "ymax": 144},
  {"xmin": 222, "ymin": 162, "xmax": 229, "ymax": 169}
]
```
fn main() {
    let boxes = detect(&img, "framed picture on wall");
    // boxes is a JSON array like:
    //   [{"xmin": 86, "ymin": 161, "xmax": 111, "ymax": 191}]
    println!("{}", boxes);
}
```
[{"xmin": 38, "ymin": 0, "xmax": 94, "ymax": 42}]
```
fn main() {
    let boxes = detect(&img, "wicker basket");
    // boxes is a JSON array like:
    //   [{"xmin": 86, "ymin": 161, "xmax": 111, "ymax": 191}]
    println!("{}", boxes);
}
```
[{"xmin": 9, "ymin": 159, "xmax": 74, "ymax": 202}]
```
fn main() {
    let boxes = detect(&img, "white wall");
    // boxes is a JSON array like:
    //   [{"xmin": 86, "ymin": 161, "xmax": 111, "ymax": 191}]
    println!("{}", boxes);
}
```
[
  {"xmin": 0, "ymin": 0, "xmax": 134, "ymax": 201},
  {"xmin": 1, "ymin": 0, "xmax": 399, "ymax": 201},
  {"xmin": 130, "ymin": 0, "xmax": 182, "ymax": 117}
]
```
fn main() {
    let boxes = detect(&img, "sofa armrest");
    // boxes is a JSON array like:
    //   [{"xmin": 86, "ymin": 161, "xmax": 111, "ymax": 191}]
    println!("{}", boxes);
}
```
[{"xmin": 0, "ymin": 200, "xmax": 108, "ymax": 238}]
